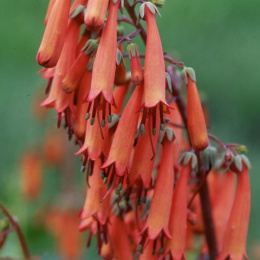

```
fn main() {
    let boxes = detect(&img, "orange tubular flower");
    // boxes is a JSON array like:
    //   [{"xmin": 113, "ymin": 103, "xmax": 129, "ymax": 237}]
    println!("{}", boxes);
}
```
[
  {"xmin": 75, "ymin": 105, "xmax": 108, "ymax": 161},
  {"xmin": 109, "ymin": 215, "xmax": 132, "ymax": 260},
  {"xmin": 80, "ymin": 159, "xmax": 110, "ymax": 225},
  {"xmin": 182, "ymin": 67, "xmax": 209, "ymax": 151},
  {"xmin": 86, "ymin": 0, "xmax": 121, "ymax": 124},
  {"xmin": 141, "ymin": 137, "xmax": 174, "ymax": 241},
  {"xmin": 62, "ymin": 42, "xmax": 91, "ymax": 94},
  {"xmin": 44, "ymin": 0, "xmax": 56, "ymax": 25},
  {"xmin": 37, "ymin": 0, "xmax": 72, "ymax": 68},
  {"xmin": 101, "ymin": 85, "xmax": 143, "ymax": 176},
  {"xmin": 111, "ymin": 84, "xmax": 129, "ymax": 115},
  {"xmin": 218, "ymin": 156, "xmax": 251, "ymax": 260},
  {"xmin": 41, "ymin": 17, "xmax": 81, "ymax": 113},
  {"xmin": 208, "ymin": 170, "xmax": 235, "ymax": 252},
  {"xmin": 45, "ymin": 209, "xmax": 82, "ymax": 260},
  {"xmin": 20, "ymin": 150, "xmax": 42, "ymax": 200},
  {"xmin": 84, "ymin": 0, "xmax": 109, "ymax": 31},
  {"xmin": 127, "ymin": 43, "xmax": 144, "ymax": 85},
  {"xmin": 165, "ymin": 153, "xmax": 195, "ymax": 259},
  {"xmin": 140, "ymin": 3, "xmax": 169, "ymax": 132},
  {"xmin": 129, "ymin": 116, "xmax": 159, "ymax": 189}
]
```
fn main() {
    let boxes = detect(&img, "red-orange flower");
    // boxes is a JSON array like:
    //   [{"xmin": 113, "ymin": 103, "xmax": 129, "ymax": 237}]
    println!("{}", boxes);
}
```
[
  {"xmin": 20, "ymin": 150, "xmax": 43, "ymax": 200},
  {"xmin": 218, "ymin": 156, "xmax": 251, "ymax": 260},
  {"xmin": 127, "ymin": 43, "xmax": 144, "ymax": 85},
  {"xmin": 102, "ymin": 85, "xmax": 143, "ymax": 176},
  {"xmin": 183, "ymin": 67, "xmax": 208, "ymax": 151},
  {"xmin": 80, "ymin": 159, "xmax": 110, "ymax": 225},
  {"xmin": 41, "ymin": 17, "xmax": 81, "ymax": 113},
  {"xmin": 86, "ymin": 0, "xmax": 121, "ymax": 123},
  {"xmin": 37, "ymin": 0, "xmax": 72, "ymax": 68},
  {"xmin": 141, "ymin": 137, "xmax": 174, "ymax": 241},
  {"xmin": 139, "ymin": 3, "xmax": 169, "ymax": 132},
  {"xmin": 84, "ymin": 0, "xmax": 109, "ymax": 31},
  {"xmin": 108, "ymin": 215, "xmax": 133, "ymax": 260},
  {"xmin": 165, "ymin": 153, "xmax": 195, "ymax": 259}
]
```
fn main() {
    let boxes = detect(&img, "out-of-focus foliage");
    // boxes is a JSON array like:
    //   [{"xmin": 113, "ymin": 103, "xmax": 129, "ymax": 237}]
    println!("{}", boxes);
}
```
[{"xmin": 0, "ymin": 0, "xmax": 259, "ymax": 259}]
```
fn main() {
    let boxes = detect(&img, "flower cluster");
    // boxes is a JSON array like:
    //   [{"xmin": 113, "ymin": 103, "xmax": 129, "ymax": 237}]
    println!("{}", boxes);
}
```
[{"xmin": 35, "ymin": 0, "xmax": 251, "ymax": 259}]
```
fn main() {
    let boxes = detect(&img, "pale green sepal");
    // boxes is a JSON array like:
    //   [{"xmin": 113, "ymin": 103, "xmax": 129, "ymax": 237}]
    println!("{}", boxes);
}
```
[
  {"xmin": 165, "ymin": 72, "xmax": 172, "ymax": 93},
  {"xmin": 116, "ymin": 48, "xmax": 123, "ymax": 65},
  {"xmin": 241, "ymin": 154, "xmax": 252, "ymax": 169},
  {"xmin": 181, "ymin": 66, "xmax": 196, "ymax": 85},
  {"xmin": 70, "ymin": 5, "xmax": 85, "ymax": 19},
  {"xmin": 234, "ymin": 155, "xmax": 243, "ymax": 172}
]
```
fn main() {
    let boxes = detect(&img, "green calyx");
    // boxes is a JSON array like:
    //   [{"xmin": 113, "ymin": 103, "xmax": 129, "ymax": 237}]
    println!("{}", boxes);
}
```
[
  {"xmin": 70, "ymin": 5, "xmax": 85, "ymax": 19},
  {"xmin": 146, "ymin": 0, "xmax": 165, "ymax": 8},
  {"xmin": 179, "ymin": 151, "xmax": 198, "ymax": 170},
  {"xmin": 81, "ymin": 39, "xmax": 99, "ymax": 57},
  {"xmin": 139, "ymin": 2, "xmax": 161, "ymax": 20},
  {"xmin": 127, "ymin": 43, "xmax": 139, "ymax": 58},
  {"xmin": 181, "ymin": 66, "xmax": 196, "ymax": 85}
]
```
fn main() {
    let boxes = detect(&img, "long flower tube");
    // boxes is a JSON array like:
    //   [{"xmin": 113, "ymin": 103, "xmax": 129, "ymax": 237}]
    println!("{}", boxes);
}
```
[
  {"xmin": 139, "ymin": 3, "xmax": 170, "ymax": 135},
  {"xmin": 86, "ymin": 0, "xmax": 121, "ymax": 125},
  {"xmin": 164, "ymin": 153, "xmax": 196, "ymax": 259},
  {"xmin": 37, "ymin": 0, "xmax": 72, "ymax": 68},
  {"xmin": 140, "ymin": 137, "xmax": 174, "ymax": 246},
  {"xmin": 218, "ymin": 156, "xmax": 251, "ymax": 260},
  {"xmin": 101, "ymin": 85, "xmax": 143, "ymax": 177}
]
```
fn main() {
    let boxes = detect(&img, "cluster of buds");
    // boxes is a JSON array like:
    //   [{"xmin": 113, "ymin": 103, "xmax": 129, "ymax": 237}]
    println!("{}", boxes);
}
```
[{"xmin": 35, "ymin": 0, "xmax": 251, "ymax": 259}]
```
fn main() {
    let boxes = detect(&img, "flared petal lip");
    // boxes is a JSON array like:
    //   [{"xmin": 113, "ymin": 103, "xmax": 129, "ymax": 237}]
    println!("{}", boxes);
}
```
[
  {"xmin": 217, "ymin": 252, "xmax": 248, "ymax": 260},
  {"xmin": 101, "ymin": 160, "xmax": 127, "ymax": 176},
  {"xmin": 87, "ymin": 90, "xmax": 115, "ymax": 105},
  {"xmin": 41, "ymin": 97, "xmax": 55, "ymax": 108},
  {"xmin": 74, "ymin": 146, "xmax": 102, "ymax": 161},
  {"xmin": 141, "ymin": 225, "xmax": 172, "ymax": 240},
  {"xmin": 142, "ymin": 100, "xmax": 173, "ymax": 114}
]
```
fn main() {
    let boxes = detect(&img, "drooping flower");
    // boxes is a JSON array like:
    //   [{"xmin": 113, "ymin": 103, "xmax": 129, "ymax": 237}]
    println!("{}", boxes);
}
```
[
  {"xmin": 141, "ymin": 135, "xmax": 175, "ymax": 243},
  {"xmin": 20, "ymin": 149, "xmax": 43, "ymax": 200},
  {"xmin": 61, "ymin": 37, "xmax": 93, "ymax": 94},
  {"xmin": 75, "ymin": 105, "xmax": 108, "ymax": 161},
  {"xmin": 101, "ymin": 85, "xmax": 143, "ymax": 177},
  {"xmin": 182, "ymin": 67, "xmax": 209, "ymax": 151},
  {"xmin": 41, "ymin": 16, "xmax": 81, "ymax": 113},
  {"xmin": 37, "ymin": 0, "xmax": 72, "ymax": 68},
  {"xmin": 84, "ymin": 0, "xmax": 109, "ymax": 31},
  {"xmin": 86, "ymin": 0, "xmax": 121, "ymax": 124},
  {"xmin": 44, "ymin": 0, "xmax": 56, "ymax": 25},
  {"xmin": 165, "ymin": 152, "xmax": 196, "ymax": 259},
  {"xmin": 139, "ymin": 3, "xmax": 170, "ymax": 133},
  {"xmin": 208, "ymin": 170, "xmax": 235, "ymax": 252},
  {"xmin": 129, "ymin": 116, "xmax": 159, "ymax": 189},
  {"xmin": 45, "ymin": 209, "xmax": 82, "ymax": 260},
  {"xmin": 218, "ymin": 155, "xmax": 251, "ymax": 260},
  {"xmin": 127, "ymin": 43, "xmax": 144, "ymax": 85},
  {"xmin": 108, "ymin": 215, "xmax": 133, "ymax": 260},
  {"xmin": 80, "ymin": 159, "xmax": 110, "ymax": 225}
]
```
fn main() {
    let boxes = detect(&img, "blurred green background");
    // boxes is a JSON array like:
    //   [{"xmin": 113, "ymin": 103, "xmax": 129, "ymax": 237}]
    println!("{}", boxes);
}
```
[{"xmin": 0, "ymin": 0, "xmax": 259, "ymax": 259}]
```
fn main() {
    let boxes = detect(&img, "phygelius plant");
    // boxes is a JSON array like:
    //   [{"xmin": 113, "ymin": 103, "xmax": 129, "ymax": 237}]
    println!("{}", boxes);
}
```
[{"xmin": 31, "ymin": 0, "xmax": 252, "ymax": 259}]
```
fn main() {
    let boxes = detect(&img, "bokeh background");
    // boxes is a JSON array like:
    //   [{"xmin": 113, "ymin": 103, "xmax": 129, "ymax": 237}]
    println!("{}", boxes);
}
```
[{"xmin": 0, "ymin": 0, "xmax": 259, "ymax": 259}]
